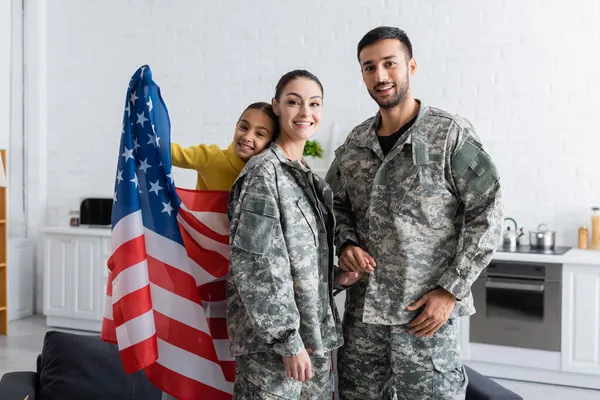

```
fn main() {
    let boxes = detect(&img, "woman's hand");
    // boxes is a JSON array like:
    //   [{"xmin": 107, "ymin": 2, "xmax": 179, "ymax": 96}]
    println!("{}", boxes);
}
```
[
  {"xmin": 339, "ymin": 245, "xmax": 376, "ymax": 273},
  {"xmin": 282, "ymin": 349, "xmax": 312, "ymax": 382}
]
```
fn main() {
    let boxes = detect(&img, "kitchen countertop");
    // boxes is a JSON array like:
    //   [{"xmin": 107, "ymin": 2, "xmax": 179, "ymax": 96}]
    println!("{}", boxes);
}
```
[
  {"xmin": 493, "ymin": 248, "xmax": 600, "ymax": 265},
  {"xmin": 38, "ymin": 226, "xmax": 600, "ymax": 266},
  {"xmin": 40, "ymin": 226, "xmax": 112, "ymax": 237}
]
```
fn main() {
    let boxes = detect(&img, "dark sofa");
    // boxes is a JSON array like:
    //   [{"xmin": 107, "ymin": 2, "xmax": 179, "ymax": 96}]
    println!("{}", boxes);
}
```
[{"xmin": 0, "ymin": 331, "xmax": 522, "ymax": 400}]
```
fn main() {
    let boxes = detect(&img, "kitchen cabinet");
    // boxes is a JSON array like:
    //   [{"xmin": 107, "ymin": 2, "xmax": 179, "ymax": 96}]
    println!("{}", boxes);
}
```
[
  {"xmin": 41, "ymin": 227, "xmax": 111, "ymax": 332},
  {"xmin": 462, "ymin": 249, "xmax": 600, "ymax": 389},
  {"xmin": 561, "ymin": 263, "xmax": 600, "ymax": 375}
]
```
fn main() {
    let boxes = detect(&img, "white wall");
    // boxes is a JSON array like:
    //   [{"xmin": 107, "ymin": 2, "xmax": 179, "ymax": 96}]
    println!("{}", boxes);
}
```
[
  {"xmin": 21, "ymin": 1, "xmax": 600, "ymax": 309},
  {"xmin": 0, "ymin": 1, "xmax": 11, "ymax": 150}
]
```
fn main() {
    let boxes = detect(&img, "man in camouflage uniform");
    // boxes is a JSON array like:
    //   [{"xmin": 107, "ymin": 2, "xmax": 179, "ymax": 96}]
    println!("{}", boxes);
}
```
[
  {"xmin": 228, "ymin": 143, "xmax": 359, "ymax": 399},
  {"xmin": 325, "ymin": 27, "xmax": 504, "ymax": 399}
]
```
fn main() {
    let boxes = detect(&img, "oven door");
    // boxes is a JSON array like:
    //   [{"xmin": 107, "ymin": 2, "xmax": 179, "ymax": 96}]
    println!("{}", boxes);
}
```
[{"xmin": 470, "ymin": 275, "xmax": 561, "ymax": 351}]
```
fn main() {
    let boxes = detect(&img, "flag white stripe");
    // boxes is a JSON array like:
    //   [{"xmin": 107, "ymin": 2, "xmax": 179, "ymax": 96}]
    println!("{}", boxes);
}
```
[
  {"xmin": 151, "ymin": 283, "xmax": 210, "ymax": 335},
  {"xmin": 213, "ymin": 339, "xmax": 234, "ymax": 362},
  {"xmin": 178, "ymin": 214, "xmax": 230, "ymax": 260},
  {"xmin": 180, "ymin": 203, "xmax": 230, "ymax": 236},
  {"xmin": 203, "ymin": 300, "xmax": 226, "ymax": 319},
  {"xmin": 111, "ymin": 210, "xmax": 144, "ymax": 251},
  {"xmin": 112, "ymin": 260, "xmax": 150, "ymax": 303},
  {"xmin": 157, "ymin": 339, "xmax": 234, "ymax": 394},
  {"xmin": 116, "ymin": 309, "xmax": 156, "ymax": 350},
  {"xmin": 144, "ymin": 227, "xmax": 219, "ymax": 286},
  {"xmin": 104, "ymin": 294, "xmax": 113, "ymax": 319}
]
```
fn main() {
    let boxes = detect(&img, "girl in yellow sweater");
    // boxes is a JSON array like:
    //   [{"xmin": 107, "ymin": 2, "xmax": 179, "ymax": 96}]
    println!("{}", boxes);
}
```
[{"xmin": 171, "ymin": 102, "xmax": 278, "ymax": 190}]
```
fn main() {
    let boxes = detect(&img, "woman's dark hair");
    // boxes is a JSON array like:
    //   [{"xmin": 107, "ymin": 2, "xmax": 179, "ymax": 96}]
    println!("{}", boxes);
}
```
[
  {"xmin": 241, "ymin": 101, "xmax": 280, "ymax": 141},
  {"xmin": 274, "ymin": 70, "xmax": 324, "ymax": 101},
  {"xmin": 357, "ymin": 26, "xmax": 413, "ymax": 61}
]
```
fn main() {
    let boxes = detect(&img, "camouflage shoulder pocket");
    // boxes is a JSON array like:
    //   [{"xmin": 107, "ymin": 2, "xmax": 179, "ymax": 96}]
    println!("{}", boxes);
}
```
[
  {"xmin": 451, "ymin": 139, "xmax": 499, "ymax": 197},
  {"xmin": 232, "ymin": 194, "xmax": 278, "ymax": 255}
]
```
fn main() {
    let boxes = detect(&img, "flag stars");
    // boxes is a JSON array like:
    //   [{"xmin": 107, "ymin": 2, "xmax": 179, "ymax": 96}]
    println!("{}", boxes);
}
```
[
  {"xmin": 113, "ymin": 192, "xmax": 117, "ymax": 202},
  {"xmin": 133, "ymin": 138, "xmax": 140, "ymax": 152},
  {"xmin": 138, "ymin": 158, "xmax": 151, "ymax": 174},
  {"xmin": 149, "ymin": 180, "xmax": 163, "ymax": 196},
  {"xmin": 121, "ymin": 146, "xmax": 134, "ymax": 162},
  {"xmin": 146, "ymin": 133, "xmax": 160, "ymax": 148},
  {"xmin": 161, "ymin": 201, "xmax": 174, "ymax": 216},
  {"xmin": 166, "ymin": 171, "xmax": 174, "ymax": 183},
  {"xmin": 130, "ymin": 90, "xmax": 138, "ymax": 105},
  {"xmin": 116, "ymin": 169, "xmax": 123, "ymax": 183},
  {"xmin": 147, "ymin": 97, "xmax": 153, "ymax": 112},
  {"xmin": 125, "ymin": 102, "xmax": 130, "ymax": 116},
  {"xmin": 130, "ymin": 173, "xmax": 139, "ymax": 189},
  {"xmin": 137, "ymin": 111, "xmax": 148, "ymax": 127}
]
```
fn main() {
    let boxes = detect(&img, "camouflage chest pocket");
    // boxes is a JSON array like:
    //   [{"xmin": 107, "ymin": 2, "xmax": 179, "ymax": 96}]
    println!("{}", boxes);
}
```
[
  {"xmin": 339, "ymin": 151, "xmax": 379, "ymax": 212},
  {"xmin": 296, "ymin": 197, "xmax": 318, "ymax": 247},
  {"xmin": 232, "ymin": 194, "xmax": 279, "ymax": 255},
  {"xmin": 451, "ymin": 139, "xmax": 499, "ymax": 197}
]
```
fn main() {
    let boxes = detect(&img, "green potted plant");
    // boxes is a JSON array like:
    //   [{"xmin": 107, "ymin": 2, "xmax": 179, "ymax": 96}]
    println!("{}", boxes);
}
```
[{"xmin": 303, "ymin": 140, "xmax": 324, "ymax": 159}]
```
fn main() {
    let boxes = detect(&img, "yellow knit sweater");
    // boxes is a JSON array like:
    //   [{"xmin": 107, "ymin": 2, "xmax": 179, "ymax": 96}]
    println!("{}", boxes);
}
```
[{"xmin": 170, "ymin": 142, "xmax": 246, "ymax": 191}]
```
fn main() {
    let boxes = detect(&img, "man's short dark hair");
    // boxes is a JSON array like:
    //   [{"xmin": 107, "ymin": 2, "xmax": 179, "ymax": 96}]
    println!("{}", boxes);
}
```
[{"xmin": 357, "ymin": 26, "xmax": 413, "ymax": 61}]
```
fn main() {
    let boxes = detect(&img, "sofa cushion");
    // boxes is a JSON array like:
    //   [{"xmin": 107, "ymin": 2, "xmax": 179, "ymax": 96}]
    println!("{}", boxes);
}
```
[
  {"xmin": 38, "ymin": 330, "xmax": 161, "ymax": 400},
  {"xmin": 465, "ymin": 365, "xmax": 523, "ymax": 400}
]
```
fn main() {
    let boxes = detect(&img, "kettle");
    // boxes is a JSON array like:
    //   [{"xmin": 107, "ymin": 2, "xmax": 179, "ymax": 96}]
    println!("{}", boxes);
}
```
[{"xmin": 501, "ymin": 217, "xmax": 524, "ymax": 249}]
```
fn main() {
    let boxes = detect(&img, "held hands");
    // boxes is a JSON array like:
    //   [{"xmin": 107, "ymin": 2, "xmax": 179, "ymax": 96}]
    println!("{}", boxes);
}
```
[
  {"xmin": 283, "ymin": 349, "xmax": 312, "ymax": 382},
  {"xmin": 405, "ymin": 288, "xmax": 457, "ymax": 337},
  {"xmin": 339, "ymin": 245, "xmax": 376, "ymax": 273},
  {"xmin": 337, "ymin": 271, "xmax": 364, "ymax": 286}
]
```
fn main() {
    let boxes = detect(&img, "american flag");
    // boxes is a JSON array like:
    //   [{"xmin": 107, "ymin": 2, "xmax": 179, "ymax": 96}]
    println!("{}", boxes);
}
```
[{"xmin": 100, "ymin": 65, "xmax": 234, "ymax": 400}]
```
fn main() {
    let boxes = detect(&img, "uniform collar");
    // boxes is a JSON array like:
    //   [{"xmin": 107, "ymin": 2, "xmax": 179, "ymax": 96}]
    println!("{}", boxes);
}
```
[
  {"xmin": 356, "ymin": 100, "xmax": 429, "ymax": 156},
  {"xmin": 268, "ymin": 142, "xmax": 311, "ymax": 172},
  {"xmin": 227, "ymin": 142, "xmax": 247, "ymax": 173}
]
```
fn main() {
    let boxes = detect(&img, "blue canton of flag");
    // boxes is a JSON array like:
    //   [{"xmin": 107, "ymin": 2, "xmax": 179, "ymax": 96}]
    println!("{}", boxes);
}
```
[{"xmin": 113, "ymin": 65, "xmax": 181, "ymax": 241}]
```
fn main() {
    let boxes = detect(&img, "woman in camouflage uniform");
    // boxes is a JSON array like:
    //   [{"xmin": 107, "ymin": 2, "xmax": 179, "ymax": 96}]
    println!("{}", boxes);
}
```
[{"xmin": 227, "ymin": 70, "xmax": 358, "ymax": 399}]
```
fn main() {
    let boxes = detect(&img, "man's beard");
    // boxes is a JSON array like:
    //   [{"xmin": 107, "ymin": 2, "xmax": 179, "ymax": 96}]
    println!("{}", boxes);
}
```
[{"xmin": 369, "ymin": 77, "xmax": 409, "ymax": 109}]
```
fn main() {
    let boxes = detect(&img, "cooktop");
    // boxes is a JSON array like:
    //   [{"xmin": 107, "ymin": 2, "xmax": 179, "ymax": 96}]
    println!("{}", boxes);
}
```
[{"xmin": 496, "ymin": 245, "xmax": 572, "ymax": 255}]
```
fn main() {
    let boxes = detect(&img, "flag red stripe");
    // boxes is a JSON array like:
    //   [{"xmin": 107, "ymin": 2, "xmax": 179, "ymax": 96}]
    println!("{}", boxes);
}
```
[
  {"xmin": 154, "ymin": 311, "xmax": 220, "ymax": 365},
  {"xmin": 178, "ymin": 207, "xmax": 229, "ymax": 244},
  {"xmin": 175, "ymin": 188, "xmax": 229, "ymax": 213},
  {"xmin": 109, "ymin": 235, "xmax": 147, "ymax": 277},
  {"xmin": 145, "ymin": 362, "xmax": 232, "ymax": 400},
  {"xmin": 180, "ymin": 228, "xmax": 229, "ymax": 278},
  {"xmin": 199, "ymin": 280, "xmax": 227, "ymax": 303},
  {"xmin": 100, "ymin": 317, "xmax": 117, "ymax": 343},
  {"xmin": 112, "ymin": 285, "xmax": 153, "ymax": 326},
  {"xmin": 106, "ymin": 270, "xmax": 114, "ymax": 296},
  {"xmin": 118, "ymin": 335, "xmax": 158, "ymax": 374},
  {"xmin": 147, "ymin": 256, "xmax": 203, "ymax": 305},
  {"xmin": 207, "ymin": 318, "xmax": 229, "ymax": 340}
]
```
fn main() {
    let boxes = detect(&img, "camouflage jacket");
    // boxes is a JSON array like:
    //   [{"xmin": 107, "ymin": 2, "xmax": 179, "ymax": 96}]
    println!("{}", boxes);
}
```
[
  {"xmin": 227, "ymin": 143, "xmax": 343, "ymax": 357},
  {"xmin": 325, "ymin": 103, "xmax": 504, "ymax": 325}
]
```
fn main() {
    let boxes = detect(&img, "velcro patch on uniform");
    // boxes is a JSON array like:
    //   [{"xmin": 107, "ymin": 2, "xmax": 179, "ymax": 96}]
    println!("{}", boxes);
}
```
[
  {"xmin": 464, "ymin": 150, "xmax": 499, "ymax": 195},
  {"xmin": 413, "ymin": 142, "xmax": 430, "ymax": 165},
  {"xmin": 241, "ymin": 194, "xmax": 278, "ymax": 217},
  {"xmin": 451, "ymin": 139, "xmax": 481, "ymax": 177}
]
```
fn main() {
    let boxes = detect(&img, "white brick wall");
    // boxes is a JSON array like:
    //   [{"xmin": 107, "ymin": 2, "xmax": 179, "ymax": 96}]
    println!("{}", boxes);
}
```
[
  {"xmin": 25, "ymin": 0, "xmax": 600, "ymax": 247},
  {"xmin": 0, "ymin": 0, "xmax": 11, "ymax": 150}
]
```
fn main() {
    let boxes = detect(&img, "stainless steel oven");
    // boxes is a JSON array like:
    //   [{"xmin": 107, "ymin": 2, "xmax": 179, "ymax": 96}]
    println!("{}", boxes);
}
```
[{"xmin": 470, "ymin": 260, "xmax": 562, "ymax": 352}]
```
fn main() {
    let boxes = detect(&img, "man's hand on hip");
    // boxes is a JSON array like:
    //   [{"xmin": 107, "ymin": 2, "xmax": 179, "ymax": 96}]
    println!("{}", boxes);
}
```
[
  {"xmin": 405, "ymin": 288, "xmax": 456, "ymax": 337},
  {"xmin": 339, "ymin": 245, "xmax": 376, "ymax": 273}
]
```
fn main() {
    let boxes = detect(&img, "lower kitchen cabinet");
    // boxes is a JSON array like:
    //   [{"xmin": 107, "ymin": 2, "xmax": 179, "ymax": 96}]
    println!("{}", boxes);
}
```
[
  {"xmin": 561, "ymin": 263, "xmax": 600, "ymax": 375},
  {"xmin": 41, "ymin": 227, "xmax": 110, "ymax": 332}
]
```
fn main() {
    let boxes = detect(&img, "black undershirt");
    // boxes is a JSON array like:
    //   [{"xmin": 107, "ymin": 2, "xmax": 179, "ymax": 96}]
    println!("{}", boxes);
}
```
[{"xmin": 377, "ymin": 115, "xmax": 418, "ymax": 156}]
